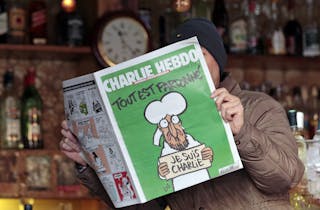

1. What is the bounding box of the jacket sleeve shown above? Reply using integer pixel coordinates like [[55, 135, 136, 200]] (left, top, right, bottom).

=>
[[76, 166, 164, 210], [234, 95, 305, 194]]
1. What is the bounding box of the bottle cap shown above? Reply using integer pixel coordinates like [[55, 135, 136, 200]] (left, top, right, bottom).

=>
[[24, 204, 33, 210], [3, 67, 14, 87], [287, 109, 297, 127], [24, 67, 36, 87]]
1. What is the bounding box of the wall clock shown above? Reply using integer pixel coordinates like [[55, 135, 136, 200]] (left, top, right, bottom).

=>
[[92, 10, 152, 67]]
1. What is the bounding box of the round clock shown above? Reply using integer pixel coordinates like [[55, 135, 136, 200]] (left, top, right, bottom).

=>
[[92, 11, 152, 67]]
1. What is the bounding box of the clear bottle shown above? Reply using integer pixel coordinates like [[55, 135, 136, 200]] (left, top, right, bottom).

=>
[[302, 0, 320, 57], [283, 0, 302, 56], [21, 67, 43, 149], [308, 85, 319, 139], [7, 0, 27, 44], [229, 0, 247, 54], [266, 0, 286, 55], [56, 0, 84, 46], [212, 0, 229, 53], [28, 0, 47, 45], [288, 109, 307, 164], [288, 109, 309, 208], [246, 0, 261, 55], [0, 0, 8, 43], [0, 67, 23, 149]]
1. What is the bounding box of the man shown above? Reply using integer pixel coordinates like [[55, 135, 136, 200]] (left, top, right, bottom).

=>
[[60, 18, 304, 209]]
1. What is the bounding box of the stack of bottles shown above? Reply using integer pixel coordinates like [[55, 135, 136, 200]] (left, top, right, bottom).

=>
[[0, 0, 84, 46], [241, 81, 320, 140], [0, 66, 43, 149], [211, 0, 320, 57]]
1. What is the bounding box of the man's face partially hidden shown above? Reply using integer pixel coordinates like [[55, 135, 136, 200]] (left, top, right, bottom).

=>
[[158, 114, 188, 151]]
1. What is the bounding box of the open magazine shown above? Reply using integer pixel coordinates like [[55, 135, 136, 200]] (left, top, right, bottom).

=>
[[62, 37, 243, 208]]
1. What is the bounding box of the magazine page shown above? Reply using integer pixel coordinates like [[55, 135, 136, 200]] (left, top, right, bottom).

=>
[[62, 74, 140, 208], [93, 37, 243, 204]]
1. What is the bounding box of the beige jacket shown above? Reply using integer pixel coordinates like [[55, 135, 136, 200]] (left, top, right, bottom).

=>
[[77, 75, 304, 210]]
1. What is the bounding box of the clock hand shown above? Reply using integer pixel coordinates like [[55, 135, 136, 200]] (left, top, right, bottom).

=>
[[113, 26, 139, 55]]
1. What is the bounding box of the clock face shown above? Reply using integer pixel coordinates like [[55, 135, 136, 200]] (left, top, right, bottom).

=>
[[93, 12, 151, 67]]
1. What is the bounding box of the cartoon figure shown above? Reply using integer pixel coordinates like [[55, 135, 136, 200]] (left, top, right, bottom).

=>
[[92, 151, 105, 172], [144, 92, 214, 191], [119, 176, 135, 201]]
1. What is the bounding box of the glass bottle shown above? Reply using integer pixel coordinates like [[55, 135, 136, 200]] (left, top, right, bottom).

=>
[[0, 0, 8, 43], [56, 0, 84, 46], [0, 67, 23, 149], [302, 0, 320, 57], [28, 0, 47, 45], [288, 109, 307, 175], [247, 0, 260, 55], [211, 0, 229, 53], [229, 0, 247, 54], [7, 0, 27, 44], [266, 0, 286, 55], [21, 67, 43, 149], [308, 85, 319, 139], [283, 0, 302, 56], [288, 109, 309, 209]]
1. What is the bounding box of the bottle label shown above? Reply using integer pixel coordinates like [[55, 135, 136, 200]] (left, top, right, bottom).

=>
[[287, 36, 296, 55], [271, 30, 286, 55], [230, 19, 247, 53], [4, 97, 21, 143], [68, 18, 83, 41], [0, 12, 8, 35], [303, 28, 320, 56], [31, 9, 46, 28], [26, 107, 42, 142], [9, 7, 26, 36]]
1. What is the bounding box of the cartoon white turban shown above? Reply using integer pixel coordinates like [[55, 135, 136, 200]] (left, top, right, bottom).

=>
[[144, 92, 187, 146]]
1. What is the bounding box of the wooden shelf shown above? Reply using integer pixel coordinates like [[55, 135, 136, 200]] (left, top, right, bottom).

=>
[[227, 54, 320, 70], [0, 44, 93, 60]]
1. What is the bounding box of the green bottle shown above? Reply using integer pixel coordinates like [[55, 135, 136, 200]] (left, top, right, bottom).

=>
[[0, 67, 23, 149], [21, 67, 43, 149]]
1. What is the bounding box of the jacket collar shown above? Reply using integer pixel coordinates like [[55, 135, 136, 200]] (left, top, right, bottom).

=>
[[219, 74, 242, 96]]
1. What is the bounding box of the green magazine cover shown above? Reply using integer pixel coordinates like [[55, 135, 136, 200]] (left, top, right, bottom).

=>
[[92, 37, 242, 207]]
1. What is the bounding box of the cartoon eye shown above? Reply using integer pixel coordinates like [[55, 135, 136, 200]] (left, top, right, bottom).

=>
[[171, 115, 180, 124], [159, 119, 168, 128]]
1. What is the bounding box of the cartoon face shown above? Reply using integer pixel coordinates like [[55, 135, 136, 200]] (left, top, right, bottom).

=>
[[158, 114, 188, 151]]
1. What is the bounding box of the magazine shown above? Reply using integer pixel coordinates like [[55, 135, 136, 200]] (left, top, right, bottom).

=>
[[62, 37, 243, 208]]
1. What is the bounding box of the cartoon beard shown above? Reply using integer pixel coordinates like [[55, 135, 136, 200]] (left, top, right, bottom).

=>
[[164, 129, 189, 151]]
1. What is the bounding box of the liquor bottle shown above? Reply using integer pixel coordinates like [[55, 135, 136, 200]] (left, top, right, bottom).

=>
[[303, 0, 320, 57], [283, 0, 302, 56], [21, 67, 43, 149], [229, 0, 247, 54], [7, 0, 27, 44], [308, 85, 319, 139], [246, 0, 260, 55], [313, 126, 320, 141], [287, 109, 307, 182], [211, 0, 229, 53], [0, 67, 23, 149], [28, 0, 47, 45], [266, 0, 286, 55], [56, 0, 84, 46], [0, 0, 8, 43]]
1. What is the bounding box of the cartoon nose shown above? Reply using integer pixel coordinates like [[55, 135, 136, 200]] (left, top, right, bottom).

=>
[[168, 122, 177, 138]]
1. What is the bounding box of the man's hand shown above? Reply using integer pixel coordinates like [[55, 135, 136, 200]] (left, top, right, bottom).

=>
[[211, 88, 244, 135], [60, 120, 87, 166]]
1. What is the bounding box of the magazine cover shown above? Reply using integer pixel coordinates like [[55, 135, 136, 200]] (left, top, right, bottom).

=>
[[63, 37, 243, 208]]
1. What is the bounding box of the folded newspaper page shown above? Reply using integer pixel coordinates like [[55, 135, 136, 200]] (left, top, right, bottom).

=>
[[62, 37, 243, 208]]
